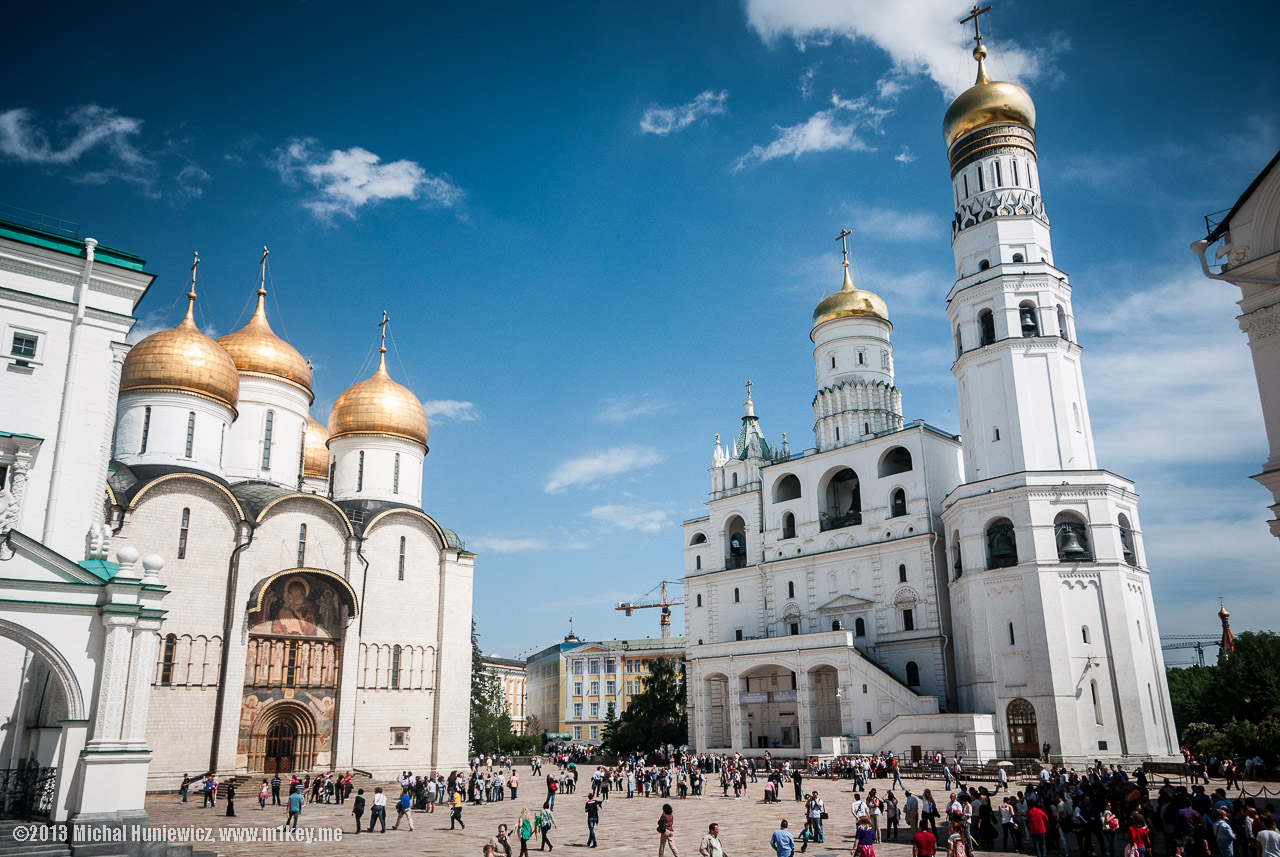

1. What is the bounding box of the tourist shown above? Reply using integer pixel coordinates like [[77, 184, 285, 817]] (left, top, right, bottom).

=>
[[906, 791, 921, 835], [490, 824, 513, 857], [923, 790, 939, 838], [809, 791, 826, 843], [586, 793, 601, 848], [700, 822, 726, 857], [856, 816, 877, 857], [1026, 797, 1049, 857], [913, 817, 938, 857], [1001, 797, 1021, 851], [284, 786, 303, 831], [1126, 813, 1149, 857], [519, 809, 536, 857], [224, 780, 236, 817], [271, 773, 281, 806], [450, 786, 466, 829], [886, 792, 901, 841], [258, 779, 268, 810], [392, 787, 414, 831], [1213, 809, 1236, 857], [772, 819, 795, 857], [537, 805, 557, 850], [179, 773, 191, 804], [793, 769, 803, 802], [869, 789, 882, 842], [202, 774, 215, 808], [659, 803, 680, 857], [351, 788, 365, 834], [1256, 816, 1280, 857], [369, 786, 387, 833], [948, 819, 968, 857], [511, 770, 520, 800]]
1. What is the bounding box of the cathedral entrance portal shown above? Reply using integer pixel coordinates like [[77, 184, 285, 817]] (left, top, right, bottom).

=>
[[249, 702, 319, 774], [1006, 698, 1039, 758], [264, 722, 296, 775]]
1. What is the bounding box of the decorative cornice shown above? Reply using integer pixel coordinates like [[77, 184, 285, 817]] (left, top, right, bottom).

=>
[[0, 255, 80, 287], [953, 187, 1048, 238], [1240, 303, 1280, 342]]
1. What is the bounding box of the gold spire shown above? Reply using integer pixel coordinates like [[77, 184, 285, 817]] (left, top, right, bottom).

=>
[[216, 245, 314, 399], [327, 313, 429, 450], [812, 229, 889, 331], [119, 251, 240, 411], [943, 4, 1037, 150]]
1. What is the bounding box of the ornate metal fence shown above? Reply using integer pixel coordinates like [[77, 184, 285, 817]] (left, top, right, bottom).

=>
[[0, 765, 56, 819]]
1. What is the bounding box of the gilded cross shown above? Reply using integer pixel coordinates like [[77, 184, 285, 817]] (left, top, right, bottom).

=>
[[836, 229, 852, 266], [189, 251, 200, 299], [259, 245, 269, 292], [378, 309, 391, 351], [745, 379, 753, 403], [960, 4, 993, 47]]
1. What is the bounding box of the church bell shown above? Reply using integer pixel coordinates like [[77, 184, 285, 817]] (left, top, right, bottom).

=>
[[1020, 307, 1039, 337], [1057, 527, 1089, 561]]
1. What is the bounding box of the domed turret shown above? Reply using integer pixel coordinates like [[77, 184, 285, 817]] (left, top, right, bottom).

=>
[[217, 284, 313, 399], [302, 416, 330, 478], [328, 349, 429, 450], [812, 264, 890, 330], [943, 43, 1036, 150], [120, 289, 239, 411]]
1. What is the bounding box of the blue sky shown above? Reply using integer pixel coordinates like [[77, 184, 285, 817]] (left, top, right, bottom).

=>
[[3, 0, 1277, 662]]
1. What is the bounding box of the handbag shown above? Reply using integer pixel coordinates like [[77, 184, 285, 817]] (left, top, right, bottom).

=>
[[821, 812, 829, 819]]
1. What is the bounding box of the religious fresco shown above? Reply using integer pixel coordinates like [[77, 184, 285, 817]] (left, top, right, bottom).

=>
[[236, 688, 337, 771], [248, 574, 343, 639]]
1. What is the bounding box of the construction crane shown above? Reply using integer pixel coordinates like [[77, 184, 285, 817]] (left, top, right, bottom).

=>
[[616, 581, 685, 639], [1160, 635, 1221, 667]]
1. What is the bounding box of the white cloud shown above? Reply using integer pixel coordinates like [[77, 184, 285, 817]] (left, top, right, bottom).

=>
[[469, 536, 592, 554], [743, 0, 1056, 98], [734, 93, 888, 171], [894, 146, 917, 164], [272, 137, 463, 220], [586, 504, 674, 534], [798, 66, 819, 99], [0, 104, 146, 167], [595, 397, 671, 423], [847, 204, 940, 242], [421, 399, 482, 422], [176, 164, 211, 198], [545, 445, 665, 493], [640, 90, 729, 136]]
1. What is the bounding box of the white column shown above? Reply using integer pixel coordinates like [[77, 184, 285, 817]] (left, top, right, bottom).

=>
[[728, 667, 745, 751], [88, 615, 138, 750], [120, 619, 160, 747], [797, 668, 813, 754]]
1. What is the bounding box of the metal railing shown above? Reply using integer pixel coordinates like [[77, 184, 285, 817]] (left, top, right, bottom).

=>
[[0, 765, 56, 819], [0, 204, 81, 238]]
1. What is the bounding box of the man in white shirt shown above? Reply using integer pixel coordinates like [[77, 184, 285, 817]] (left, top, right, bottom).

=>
[[1256, 816, 1280, 857], [852, 794, 869, 823]]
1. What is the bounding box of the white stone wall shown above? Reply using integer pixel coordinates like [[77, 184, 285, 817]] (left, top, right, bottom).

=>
[[114, 391, 235, 478], [221, 375, 311, 486], [329, 435, 425, 506]]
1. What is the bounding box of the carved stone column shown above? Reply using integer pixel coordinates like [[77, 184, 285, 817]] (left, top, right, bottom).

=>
[[121, 619, 160, 747], [88, 614, 139, 750], [728, 666, 745, 752], [796, 666, 813, 754]]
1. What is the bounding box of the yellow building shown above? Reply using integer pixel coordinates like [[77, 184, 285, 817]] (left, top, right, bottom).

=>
[[525, 636, 685, 744], [482, 655, 528, 734]]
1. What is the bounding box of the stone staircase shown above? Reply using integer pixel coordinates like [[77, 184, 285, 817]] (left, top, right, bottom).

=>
[[0, 821, 69, 857]]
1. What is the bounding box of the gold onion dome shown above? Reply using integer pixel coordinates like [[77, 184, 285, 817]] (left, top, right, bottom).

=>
[[217, 286, 314, 399], [327, 348, 429, 450], [302, 415, 331, 477], [812, 260, 890, 329], [942, 43, 1036, 149], [120, 289, 240, 411]]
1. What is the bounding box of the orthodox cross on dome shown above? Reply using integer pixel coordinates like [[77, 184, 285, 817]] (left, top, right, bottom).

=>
[[378, 309, 391, 353], [960, 4, 993, 47], [258, 245, 269, 295], [189, 251, 200, 300], [745, 379, 753, 403], [837, 229, 852, 268]]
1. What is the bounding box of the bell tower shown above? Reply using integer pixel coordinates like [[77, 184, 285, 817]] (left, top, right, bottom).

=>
[[940, 6, 1178, 764]]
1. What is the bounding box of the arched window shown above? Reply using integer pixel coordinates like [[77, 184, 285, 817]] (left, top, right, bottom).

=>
[[185, 411, 196, 457], [1137, 620, 1143, 642], [952, 533, 963, 579], [898, 564, 907, 583], [1019, 301, 1040, 337], [391, 645, 402, 689], [1009, 621, 1016, 645], [695, 556, 702, 570], [978, 259, 991, 271], [954, 326, 963, 359], [822, 468, 862, 530], [1054, 512, 1094, 562], [357, 450, 365, 492], [1082, 625, 1091, 644], [393, 452, 401, 494], [177, 508, 190, 559], [878, 447, 913, 477], [978, 309, 995, 345], [787, 581, 795, 599], [782, 512, 796, 540], [985, 518, 1017, 569], [854, 617, 866, 637], [1012, 252, 1024, 263], [690, 533, 707, 545], [831, 355, 836, 369], [832, 620, 841, 631], [731, 472, 738, 488], [1118, 515, 1136, 565], [695, 594, 702, 607], [140, 406, 151, 453], [1011, 160, 1020, 187], [262, 410, 274, 469], [160, 634, 177, 685], [905, 661, 920, 687], [733, 588, 740, 603], [726, 516, 747, 569], [993, 426, 1001, 441], [1090, 680, 1102, 725], [993, 160, 1002, 187], [890, 489, 907, 518], [1057, 305, 1070, 341], [398, 536, 406, 580], [296, 523, 307, 567], [773, 474, 802, 502]]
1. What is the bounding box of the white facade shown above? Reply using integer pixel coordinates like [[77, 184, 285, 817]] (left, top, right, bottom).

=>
[[221, 374, 311, 485], [1192, 150, 1280, 543]]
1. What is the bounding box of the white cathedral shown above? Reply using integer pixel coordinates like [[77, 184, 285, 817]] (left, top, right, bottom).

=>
[[682, 29, 1179, 765]]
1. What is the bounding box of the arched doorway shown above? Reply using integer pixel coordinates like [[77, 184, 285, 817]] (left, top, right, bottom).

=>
[[248, 702, 319, 774], [1006, 698, 1038, 758]]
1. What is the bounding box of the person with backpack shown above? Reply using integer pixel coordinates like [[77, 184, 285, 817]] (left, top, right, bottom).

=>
[[351, 788, 366, 834], [658, 803, 680, 857], [392, 787, 414, 831], [585, 794, 601, 848], [537, 806, 557, 850]]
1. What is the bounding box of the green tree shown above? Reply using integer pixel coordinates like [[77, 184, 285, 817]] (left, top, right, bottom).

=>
[[612, 658, 687, 754], [1165, 632, 1280, 759], [599, 702, 619, 753], [469, 622, 511, 754], [1167, 665, 1214, 734]]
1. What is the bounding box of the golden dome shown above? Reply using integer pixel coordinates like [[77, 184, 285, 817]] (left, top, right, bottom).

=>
[[327, 348, 429, 450], [217, 286, 313, 400], [943, 45, 1036, 149], [812, 262, 889, 330], [302, 415, 330, 477], [120, 290, 240, 411]]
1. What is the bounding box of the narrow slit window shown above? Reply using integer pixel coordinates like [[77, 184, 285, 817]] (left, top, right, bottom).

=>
[[357, 451, 365, 492], [178, 507, 190, 559], [391, 645, 402, 689], [1008, 621, 1015, 645], [219, 425, 225, 465], [1011, 160, 1020, 186], [185, 412, 196, 458], [398, 536, 406, 580], [393, 452, 401, 494], [160, 634, 176, 685], [994, 160, 1002, 187], [262, 410, 274, 469], [297, 523, 307, 568], [140, 407, 151, 453]]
